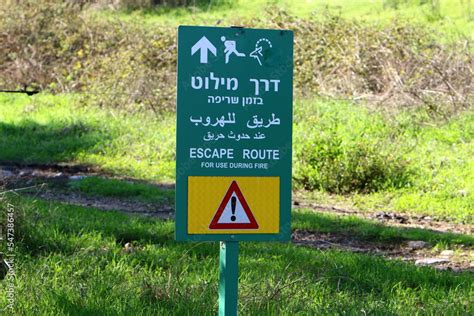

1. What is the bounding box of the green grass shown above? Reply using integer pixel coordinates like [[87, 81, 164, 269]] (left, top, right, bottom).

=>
[[101, 0, 474, 40], [1, 93, 472, 222], [68, 176, 174, 205], [1, 195, 472, 314]]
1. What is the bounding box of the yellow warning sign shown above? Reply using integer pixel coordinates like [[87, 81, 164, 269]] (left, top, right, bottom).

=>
[[188, 176, 280, 234]]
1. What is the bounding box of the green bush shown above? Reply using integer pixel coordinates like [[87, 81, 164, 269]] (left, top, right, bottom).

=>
[[293, 100, 413, 193]]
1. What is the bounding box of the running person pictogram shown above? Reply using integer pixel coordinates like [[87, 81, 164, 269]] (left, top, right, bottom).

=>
[[221, 36, 246, 64]]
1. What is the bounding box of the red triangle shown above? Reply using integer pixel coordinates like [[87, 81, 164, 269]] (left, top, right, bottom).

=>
[[209, 181, 259, 230]]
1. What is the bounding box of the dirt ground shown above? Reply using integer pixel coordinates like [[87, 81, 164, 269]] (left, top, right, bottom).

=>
[[1, 164, 473, 272]]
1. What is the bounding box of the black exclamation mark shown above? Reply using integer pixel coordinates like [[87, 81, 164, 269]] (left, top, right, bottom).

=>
[[230, 196, 236, 222]]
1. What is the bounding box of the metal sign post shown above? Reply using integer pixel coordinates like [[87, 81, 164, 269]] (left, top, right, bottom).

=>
[[219, 241, 239, 316], [176, 25, 293, 315]]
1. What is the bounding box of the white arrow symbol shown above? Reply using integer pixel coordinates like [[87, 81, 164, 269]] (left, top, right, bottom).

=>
[[191, 36, 217, 64]]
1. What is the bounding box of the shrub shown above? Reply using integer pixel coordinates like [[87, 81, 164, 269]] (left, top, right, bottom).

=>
[[0, 1, 90, 91], [294, 137, 412, 193], [79, 22, 177, 113], [0, 0, 177, 112], [1, 1, 472, 114], [258, 9, 473, 114], [293, 100, 413, 193]]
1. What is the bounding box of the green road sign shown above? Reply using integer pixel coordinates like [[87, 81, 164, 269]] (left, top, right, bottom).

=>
[[176, 26, 293, 242]]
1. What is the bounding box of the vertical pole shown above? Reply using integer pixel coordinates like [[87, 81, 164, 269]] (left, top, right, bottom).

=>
[[219, 241, 239, 316]]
